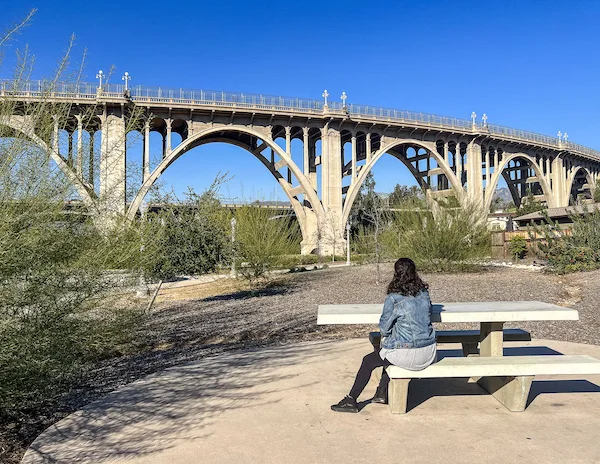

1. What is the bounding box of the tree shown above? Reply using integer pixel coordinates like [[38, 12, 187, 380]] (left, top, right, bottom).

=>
[[144, 183, 231, 280], [388, 184, 424, 208], [234, 205, 300, 282], [519, 188, 546, 215], [594, 180, 600, 203], [351, 172, 389, 282], [0, 11, 152, 432]]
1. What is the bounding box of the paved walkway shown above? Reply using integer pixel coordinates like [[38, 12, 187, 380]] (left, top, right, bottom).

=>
[[22, 339, 600, 464]]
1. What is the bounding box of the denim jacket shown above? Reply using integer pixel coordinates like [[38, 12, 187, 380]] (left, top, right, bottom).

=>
[[379, 290, 436, 349]]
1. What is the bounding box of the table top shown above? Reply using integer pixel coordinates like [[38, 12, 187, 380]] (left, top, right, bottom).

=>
[[317, 301, 579, 325]]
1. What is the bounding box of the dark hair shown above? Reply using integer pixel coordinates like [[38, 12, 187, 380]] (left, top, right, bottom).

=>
[[386, 258, 429, 297]]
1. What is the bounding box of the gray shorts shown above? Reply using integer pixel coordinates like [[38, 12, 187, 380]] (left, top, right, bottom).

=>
[[380, 343, 437, 371]]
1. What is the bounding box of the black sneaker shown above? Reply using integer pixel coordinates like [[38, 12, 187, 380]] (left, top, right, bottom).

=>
[[371, 387, 387, 404], [331, 395, 359, 413]]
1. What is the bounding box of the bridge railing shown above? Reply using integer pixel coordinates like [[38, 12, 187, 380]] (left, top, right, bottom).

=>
[[1, 79, 599, 159]]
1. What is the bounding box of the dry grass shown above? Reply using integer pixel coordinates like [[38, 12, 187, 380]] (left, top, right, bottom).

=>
[[155, 278, 250, 303]]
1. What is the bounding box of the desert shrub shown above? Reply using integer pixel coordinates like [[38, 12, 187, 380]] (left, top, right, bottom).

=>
[[144, 186, 231, 280], [0, 202, 149, 417], [0, 14, 150, 421], [389, 201, 491, 272], [508, 235, 528, 260], [533, 206, 600, 273], [234, 206, 301, 281]]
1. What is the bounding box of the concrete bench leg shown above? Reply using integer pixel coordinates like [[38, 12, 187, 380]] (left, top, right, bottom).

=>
[[478, 375, 534, 412], [388, 378, 411, 414], [462, 342, 479, 357], [479, 322, 504, 357]]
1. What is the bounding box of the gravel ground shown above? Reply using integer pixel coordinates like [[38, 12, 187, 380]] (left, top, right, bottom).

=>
[[3, 264, 600, 463]]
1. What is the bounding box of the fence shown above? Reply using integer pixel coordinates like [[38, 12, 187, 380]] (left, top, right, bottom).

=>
[[492, 229, 572, 259]]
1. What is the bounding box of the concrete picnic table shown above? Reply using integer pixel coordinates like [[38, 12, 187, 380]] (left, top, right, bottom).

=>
[[317, 301, 579, 357]]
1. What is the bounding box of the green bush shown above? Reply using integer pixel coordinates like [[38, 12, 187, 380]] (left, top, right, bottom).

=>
[[0, 17, 150, 420], [508, 235, 528, 260], [144, 186, 231, 280], [234, 206, 301, 281], [384, 202, 491, 272], [533, 206, 600, 273], [0, 204, 148, 416], [543, 242, 599, 273]]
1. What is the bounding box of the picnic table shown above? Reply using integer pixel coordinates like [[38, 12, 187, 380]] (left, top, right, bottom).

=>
[[317, 301, 579, 357], [318, 301, 597, 413]]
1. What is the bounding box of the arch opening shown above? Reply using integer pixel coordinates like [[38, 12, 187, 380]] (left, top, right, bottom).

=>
[[127, 126, 325, 253], [342, 139, 461, 226]]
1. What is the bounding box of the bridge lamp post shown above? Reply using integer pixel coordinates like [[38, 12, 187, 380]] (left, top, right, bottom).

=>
[[482, 113, 488, 128], [230, 217, 237, 278], [563, 132, 569, 143], [322, 89, 329, 109], [557, 131, 563, 145], [341, 91, 348, 109], [122, 72, 131, 97], [96, 70, 104, 91], [471, 111, 477, 127]]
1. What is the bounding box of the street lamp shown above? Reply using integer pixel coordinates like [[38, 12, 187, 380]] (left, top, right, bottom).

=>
[[341, 91, 347, 109], [482, 113, 488, 127], [122, 72, 131, 91], [471, 111, 477, 126], [322, 89, 329, 109], [96, 70, 104, 90], [563, 132, 569, 142], [230, 217, 237, 277], [557, 131, 563, 142]]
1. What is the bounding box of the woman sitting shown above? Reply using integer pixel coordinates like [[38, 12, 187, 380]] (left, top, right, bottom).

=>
[[331, 258, 437, 413]]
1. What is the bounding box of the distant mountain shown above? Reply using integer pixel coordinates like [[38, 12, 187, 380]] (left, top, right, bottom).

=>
[[492, 187, 512, 203]]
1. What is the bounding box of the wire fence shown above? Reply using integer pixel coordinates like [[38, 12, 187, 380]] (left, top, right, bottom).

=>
[[1, 79, 598, 159]]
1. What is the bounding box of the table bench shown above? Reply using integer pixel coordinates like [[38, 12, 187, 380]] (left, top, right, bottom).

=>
[[369, 329, 532, 356], [386, 354, 600, 413], [318, 301, 600, 414]]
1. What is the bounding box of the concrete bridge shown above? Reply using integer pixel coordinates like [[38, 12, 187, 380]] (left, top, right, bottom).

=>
[[1, 80, 599, 254]]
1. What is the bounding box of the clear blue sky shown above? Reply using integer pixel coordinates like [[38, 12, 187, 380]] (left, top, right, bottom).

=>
[[3, 1, 599, 201]]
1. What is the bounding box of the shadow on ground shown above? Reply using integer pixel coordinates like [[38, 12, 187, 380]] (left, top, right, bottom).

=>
[[22, 341, 335, 464]]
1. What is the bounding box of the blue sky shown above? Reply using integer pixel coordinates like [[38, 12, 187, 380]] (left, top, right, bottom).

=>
[[2, 0, 599, 201]]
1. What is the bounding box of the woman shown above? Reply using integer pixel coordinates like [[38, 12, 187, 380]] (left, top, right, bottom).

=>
[[331, 258, 437, 413]]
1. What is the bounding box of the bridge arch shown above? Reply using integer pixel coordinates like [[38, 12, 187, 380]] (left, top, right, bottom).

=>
[[484, 152, 553, 211], [341, 139, 462, 225], [126, 125, 325, 239], [0, 115, 97, 212], [567, 166, 594, 204]]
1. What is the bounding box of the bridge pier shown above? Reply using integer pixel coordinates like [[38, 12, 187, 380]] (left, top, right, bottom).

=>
[[98, 110, 127, 227], [318, 126, 346, 256]]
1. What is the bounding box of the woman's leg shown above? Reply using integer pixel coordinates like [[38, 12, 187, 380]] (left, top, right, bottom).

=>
[[348, 351, 391, 400]]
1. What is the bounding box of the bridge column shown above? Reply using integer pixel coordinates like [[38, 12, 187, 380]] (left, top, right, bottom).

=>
[[75, 115, 83, 178], [466, 141, 484, 207], [165, 119, 172, 157], [99, 111, 127, 223], [67, 132, 74, 167], [143, 120, 150, 181], [88, 129, 95, 186], [551, 156, 569, 206], [303, 127, 309, 178], [351, 135, 357, 181], [320, 127, 345, 255]]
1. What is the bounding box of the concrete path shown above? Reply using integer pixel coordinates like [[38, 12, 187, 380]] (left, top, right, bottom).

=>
[[22, 339, 600, 464]]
